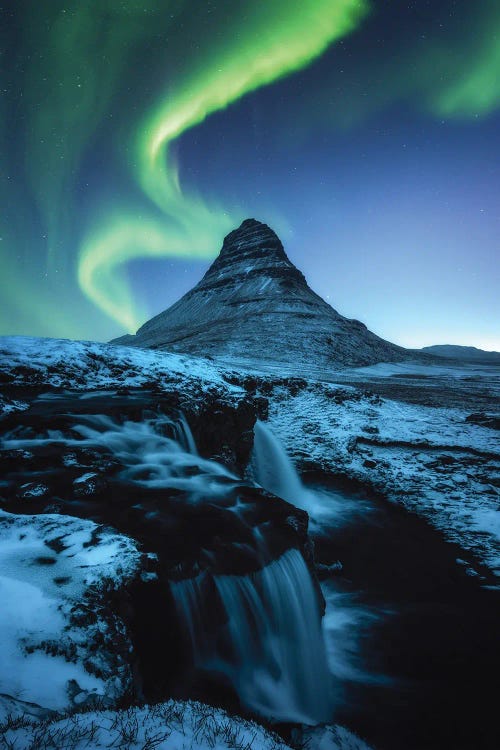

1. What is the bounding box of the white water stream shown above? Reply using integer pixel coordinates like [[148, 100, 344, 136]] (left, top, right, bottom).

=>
[[172, 548, 332, 724], [3, 412, 334, 724]]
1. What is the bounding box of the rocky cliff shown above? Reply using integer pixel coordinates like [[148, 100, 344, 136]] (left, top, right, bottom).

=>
[[113, 218, 412, 368]]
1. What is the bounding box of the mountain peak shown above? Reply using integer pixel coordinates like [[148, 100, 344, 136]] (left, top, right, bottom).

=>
[[112, 219, 410, 370], [202, 218, 299, 286]]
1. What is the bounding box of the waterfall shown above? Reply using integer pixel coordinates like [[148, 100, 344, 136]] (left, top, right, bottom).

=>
[[4, 412, 234, 496], [253, 420, 373, 530], [252, 420, 303, 505], [170, 413, 198, 455], [4, 409, 333, 723], [253, 420, 323, 516], [171, 548, 332, 724]]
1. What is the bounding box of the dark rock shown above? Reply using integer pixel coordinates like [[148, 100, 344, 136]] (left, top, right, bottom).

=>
[[73, 472, 108, 498], [242, 376, 259, 392], [252, 396, 269, 420], [17, 482, 50, 500], [191, 396, 256, 474], [315, 560, 343, 579], [465, 413, 500, 430]]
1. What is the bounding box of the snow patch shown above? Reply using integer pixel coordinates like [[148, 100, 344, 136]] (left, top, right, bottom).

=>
[[0, 700, 373, 750], [267, 383, 499, 576], [0, 335, 243, 394], [0, 510, 141, 713]]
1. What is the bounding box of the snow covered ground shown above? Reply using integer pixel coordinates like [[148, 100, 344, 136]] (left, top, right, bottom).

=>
[[0, 335, 242, 396], [267, 383, 499, 578], [0, 335, 498, 748], [0, 510, 141, 716], [348, 361, 498, 380], [1, 336, 498, 578], [0, 700, 372, 750]]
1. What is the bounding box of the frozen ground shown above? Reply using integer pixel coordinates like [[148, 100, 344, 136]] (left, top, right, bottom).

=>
[[1, 336, 498, 578], [332, 360, 500, 411], [0, 336, 498, 749], [0, 701, 290, 750], [267, 383, 499, 579], [0, 509, 141, 716], [0, 700, 372, 750], [0, 335, 242, 398]]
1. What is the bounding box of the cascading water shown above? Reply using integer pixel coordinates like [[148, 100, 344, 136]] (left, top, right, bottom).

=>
[[171, 548, 332, 724], [252, 420, 304, 505], [252, 420, 358, 527], [251, 421, 391, 697], [3, 412, 233, 496], [252, 419, 325, 515], [72, 413, 234, 495], [3, 407, 333, 724]]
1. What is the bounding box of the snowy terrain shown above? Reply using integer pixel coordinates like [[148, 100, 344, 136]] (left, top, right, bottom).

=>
[[1, 336, 498, 577], [0, 335, 498, 749], [266, 382, 499, 577], [0, 510, 141, 716], [0, 335, 241, 396], [0, 700, 372, 750]]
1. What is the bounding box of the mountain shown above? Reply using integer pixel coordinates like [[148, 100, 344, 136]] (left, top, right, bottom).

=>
[[113, 218, 414, 368], [421, 345, 500, 364]]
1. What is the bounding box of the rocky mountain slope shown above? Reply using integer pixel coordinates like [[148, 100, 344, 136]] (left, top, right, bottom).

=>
[[113, 219, 415, 368]]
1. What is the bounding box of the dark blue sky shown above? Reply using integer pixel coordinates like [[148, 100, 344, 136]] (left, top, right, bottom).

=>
[[1, 0, 499, 349]]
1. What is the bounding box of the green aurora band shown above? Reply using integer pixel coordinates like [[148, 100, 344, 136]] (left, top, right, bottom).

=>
[[431, 21, 500, 117], [78, 0, 370, 332], [284, 0, 500, 135], [2, 1, 499, 339]]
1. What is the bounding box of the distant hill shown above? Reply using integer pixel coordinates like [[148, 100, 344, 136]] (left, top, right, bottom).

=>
[[421, 345, 500, 364]]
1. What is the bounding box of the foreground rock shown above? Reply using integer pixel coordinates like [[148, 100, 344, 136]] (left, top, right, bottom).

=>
[[0, 337, 328, 724], [113, 218, 416, 368], [1, 335, 498, 747], [0, 510, 141, 717]]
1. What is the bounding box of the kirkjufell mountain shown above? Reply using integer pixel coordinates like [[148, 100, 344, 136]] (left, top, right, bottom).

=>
[[2, 222, 499, 750], [113, 218, 412, 368]]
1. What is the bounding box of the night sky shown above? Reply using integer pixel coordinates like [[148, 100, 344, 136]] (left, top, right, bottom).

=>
[[1, 0, 499, 350]]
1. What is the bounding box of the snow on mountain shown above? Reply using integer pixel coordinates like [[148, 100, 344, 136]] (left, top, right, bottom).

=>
[[112, 218, 414, 368]]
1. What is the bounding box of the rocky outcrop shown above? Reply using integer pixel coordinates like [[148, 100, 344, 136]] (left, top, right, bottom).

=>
[[0, 370, 324, 714], [0, 509, 143, 717], [113, 218, 414, 368]]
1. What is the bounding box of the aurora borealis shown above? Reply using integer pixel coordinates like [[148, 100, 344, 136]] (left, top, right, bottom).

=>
[[1, 1, 499, 349]]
